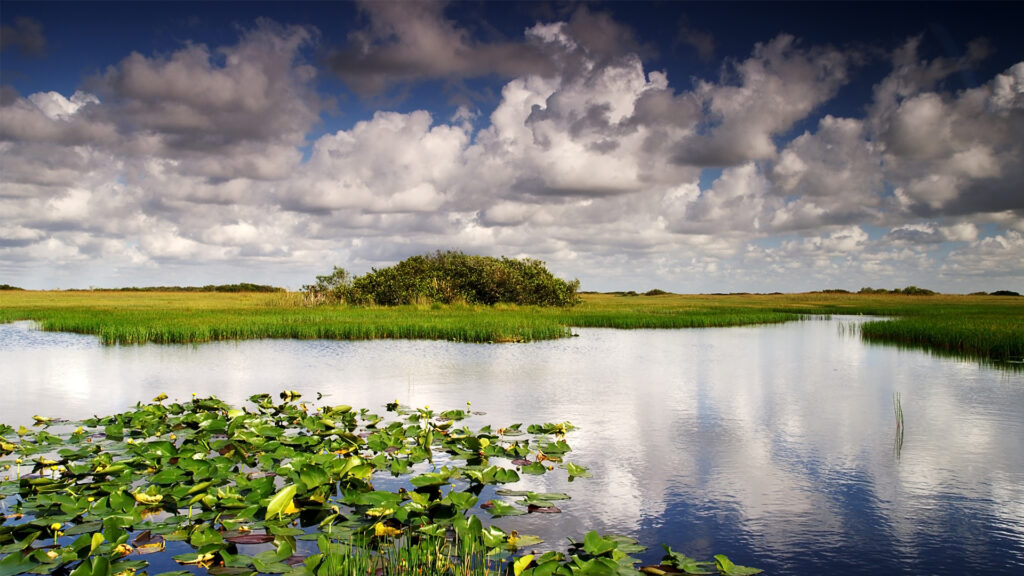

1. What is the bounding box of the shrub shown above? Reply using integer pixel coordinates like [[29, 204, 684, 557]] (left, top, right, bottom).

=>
[[305, 251, 581, 307], [301, 266, 362, 305], [899, 286, 936, 296]]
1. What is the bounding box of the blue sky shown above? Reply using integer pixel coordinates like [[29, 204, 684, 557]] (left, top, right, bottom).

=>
[[1, 1, 1022, 292]]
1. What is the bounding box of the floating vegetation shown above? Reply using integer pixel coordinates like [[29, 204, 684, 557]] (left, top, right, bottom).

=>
[[0, 392, 759, 575]]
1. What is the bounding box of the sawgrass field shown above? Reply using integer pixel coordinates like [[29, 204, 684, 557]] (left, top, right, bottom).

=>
[[0, 289, 1021, 364]]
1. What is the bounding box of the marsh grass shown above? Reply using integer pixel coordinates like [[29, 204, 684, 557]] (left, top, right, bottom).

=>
[[893, 392, 904, 460], [1, 290, 1021, 363], [304, 529, 501, 576]]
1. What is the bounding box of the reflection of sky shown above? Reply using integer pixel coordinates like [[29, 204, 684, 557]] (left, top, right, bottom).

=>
[[2, 318, 1023, 574]]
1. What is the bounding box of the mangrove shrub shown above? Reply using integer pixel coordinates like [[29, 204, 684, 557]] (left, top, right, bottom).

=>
[[304, 251, 581, 307]]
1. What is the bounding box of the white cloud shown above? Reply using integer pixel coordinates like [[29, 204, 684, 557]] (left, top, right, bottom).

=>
[[662, 164, 772, 234], [943, 230, 1024, 280], [675, 35, 852, 165], [27, 91, 99, 120], [871, 44, 1024, 215], [770, 115, 883, 230], [93, 20, 321, 156], [284, 110, 469, 214]]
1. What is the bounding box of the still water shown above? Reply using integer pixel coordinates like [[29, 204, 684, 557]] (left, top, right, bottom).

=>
[[2, 317, 1023, 574]]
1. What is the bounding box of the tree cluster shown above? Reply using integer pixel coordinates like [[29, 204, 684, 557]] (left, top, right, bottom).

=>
[[303, 251, 581, 307], [97, 284, 284, 293], [858, 286, 937, 295]]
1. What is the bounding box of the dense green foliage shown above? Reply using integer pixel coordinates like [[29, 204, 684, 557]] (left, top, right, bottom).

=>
[[0, 393, 760, 576], [303, 252, 581, 307], [0, 284, 24, 291]]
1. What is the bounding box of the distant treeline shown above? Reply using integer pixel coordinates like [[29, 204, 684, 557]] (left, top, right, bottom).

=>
[[304, 251, 580, 307], [94, 283, 284, 293], [0, 284, 24, 291], [817, 287, 1020, 296], [600, 289, 675, 297], [813, 286, 939, 295]]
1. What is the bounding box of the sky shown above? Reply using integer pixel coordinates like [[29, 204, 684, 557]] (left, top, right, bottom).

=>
[[1, 1, 1022, 293]]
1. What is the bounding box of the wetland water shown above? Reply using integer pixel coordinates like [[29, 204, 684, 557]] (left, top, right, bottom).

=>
[[2, 317, 1023, 574]]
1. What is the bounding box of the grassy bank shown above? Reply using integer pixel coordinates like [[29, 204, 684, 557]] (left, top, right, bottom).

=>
[[1, 290, 1021, 363]]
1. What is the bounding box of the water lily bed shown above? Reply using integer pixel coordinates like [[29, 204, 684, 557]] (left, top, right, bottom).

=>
[[0, 392, 760, 576]]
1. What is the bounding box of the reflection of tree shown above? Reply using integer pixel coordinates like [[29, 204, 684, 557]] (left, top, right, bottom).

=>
[[893, 392, 904, 461]]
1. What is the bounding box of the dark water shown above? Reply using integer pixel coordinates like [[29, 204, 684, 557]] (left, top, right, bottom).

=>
[[2, 318, 1023, 574]]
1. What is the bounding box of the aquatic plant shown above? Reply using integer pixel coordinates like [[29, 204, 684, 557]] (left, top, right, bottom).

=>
[[0, 392, 759, 576]]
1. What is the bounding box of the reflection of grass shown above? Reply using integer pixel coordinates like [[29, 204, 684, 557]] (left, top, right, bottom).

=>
[[1, 291, 1021, 363]]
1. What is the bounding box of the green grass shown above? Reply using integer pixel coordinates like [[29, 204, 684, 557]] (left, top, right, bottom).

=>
[[0, 291, 572, 344], [1, 290, 1021, 364]]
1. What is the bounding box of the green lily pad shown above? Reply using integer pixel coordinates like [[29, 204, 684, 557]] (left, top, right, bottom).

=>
[[480, 500, 524, 517], [714, 555, 763, 575]]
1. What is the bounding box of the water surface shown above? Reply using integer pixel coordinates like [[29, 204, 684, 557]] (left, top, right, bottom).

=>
[[1, 318, 1022, 574]]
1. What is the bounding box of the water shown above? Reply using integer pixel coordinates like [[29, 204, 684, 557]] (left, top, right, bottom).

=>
[[2, 317, 1023, 574]]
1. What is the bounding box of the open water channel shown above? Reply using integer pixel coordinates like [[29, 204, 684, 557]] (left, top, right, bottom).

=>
[[1, 317, 1023, 574]]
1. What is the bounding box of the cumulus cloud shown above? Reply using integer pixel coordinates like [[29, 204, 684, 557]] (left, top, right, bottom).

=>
[[943, 230, 1024, 279], [283, 109, 469, 214], [0, 90, 116, 144], [674, 35, 852, 166], [768, 115, 884, 230], [761, 44, 1024, 236], [662, 164, 773, 234], [326, 0, 557, 96], [92, 20, 322, 155], [870, 38, 1024, 217], [0, 21, 331, 288]]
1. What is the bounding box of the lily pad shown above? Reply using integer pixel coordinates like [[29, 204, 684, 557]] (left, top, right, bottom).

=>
[[480, 500, 524, 518], [226, 533, 276, 544]]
